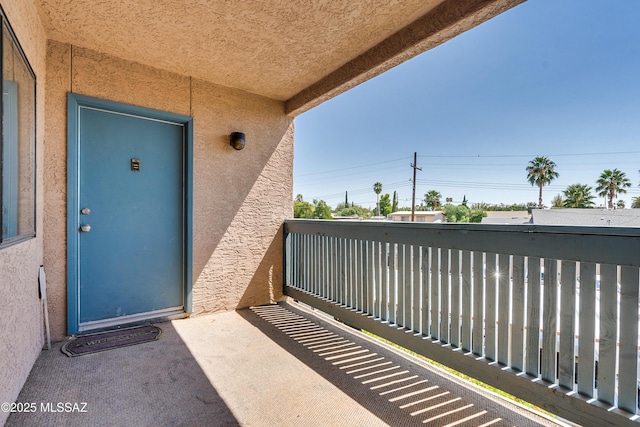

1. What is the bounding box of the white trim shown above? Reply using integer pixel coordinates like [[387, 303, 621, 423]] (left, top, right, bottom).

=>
[[79, 105, 185, 127]]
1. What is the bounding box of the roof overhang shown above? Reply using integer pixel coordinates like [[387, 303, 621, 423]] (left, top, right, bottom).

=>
[[35, 0, 525, 116]]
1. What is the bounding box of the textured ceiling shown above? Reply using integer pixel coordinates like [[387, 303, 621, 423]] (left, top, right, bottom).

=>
[[35, 0, 524, 113]]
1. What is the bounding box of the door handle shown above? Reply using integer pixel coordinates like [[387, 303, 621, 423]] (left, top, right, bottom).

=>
[[80, 224, 91, 233]]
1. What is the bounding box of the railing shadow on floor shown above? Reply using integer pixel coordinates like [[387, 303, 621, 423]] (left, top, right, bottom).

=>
[[239, 302, 562, 426]]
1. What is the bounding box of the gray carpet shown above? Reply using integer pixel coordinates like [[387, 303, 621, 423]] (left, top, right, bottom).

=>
[[7, 301, 566, 427]]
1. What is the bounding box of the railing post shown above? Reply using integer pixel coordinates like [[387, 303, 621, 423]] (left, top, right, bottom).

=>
[[373, 241, 381, 319], [388, 243, 397, 325], [365, 240, 373, 316], [397, 243, 405, 327], [359, 239, 366, 313], [577, 262, 596, 397], [440, 248, 450, 344], [430, 247, 439, 340], [497, 254, 510, 366], [461, 250, 472, 352], [511, 255, 525, 372], [312, 234, 318, 296], [618, 266, 639, 413], [541, 258, 558, 383], [421, 246, 430, 337], [450, 249, 461, 348], [559, 260, 577, 390], [526, 257, 541, 377], [381, 242, 389, 322], [412, 245, 421, 334], [472, 251, 484, 356], [283, 225, 291, 290], [599, 263, 618, 405], [338, 237, 343, 303], [486, 253, 498, 361], [299, 234, 305, 292]]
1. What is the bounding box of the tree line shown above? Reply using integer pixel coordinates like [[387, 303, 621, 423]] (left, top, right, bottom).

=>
[[293, 189, 397, 220], [525, 156, 639, 209], [293, 157, 640, 220]]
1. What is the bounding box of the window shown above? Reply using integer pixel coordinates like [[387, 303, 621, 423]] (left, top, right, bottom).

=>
[[0, 12, 35, 247]]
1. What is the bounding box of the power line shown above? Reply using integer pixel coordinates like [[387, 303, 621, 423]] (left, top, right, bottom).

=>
[[295, 151, 640, 182], [307, 180, 413, 201], [417, 160, 640, 167], [416, 180, 563, 191], [294, 163, 409, 184], [295, 156, 411, 177], [418, 150, 640, 159]]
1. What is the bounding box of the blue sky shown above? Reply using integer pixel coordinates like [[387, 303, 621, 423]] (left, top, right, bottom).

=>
[[293, 0, 640, 210]]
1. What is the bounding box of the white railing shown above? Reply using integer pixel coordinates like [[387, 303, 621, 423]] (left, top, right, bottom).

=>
[[283, 219, 640, 427]]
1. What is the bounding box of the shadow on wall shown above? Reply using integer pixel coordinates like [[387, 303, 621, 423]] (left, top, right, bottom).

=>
[[237, 224, 284, 308], [191, 93, 293, 314]]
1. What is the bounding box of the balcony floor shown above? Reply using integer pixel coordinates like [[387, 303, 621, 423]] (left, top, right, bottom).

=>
[[7, 301, 567, 426]]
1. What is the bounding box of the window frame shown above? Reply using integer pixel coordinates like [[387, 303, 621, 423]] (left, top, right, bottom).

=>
[[0, 7, 37, 249]]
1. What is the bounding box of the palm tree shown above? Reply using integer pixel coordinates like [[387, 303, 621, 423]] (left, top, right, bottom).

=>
[[562, 184, 595, 208], [526, 156, 559, 209], [373, 182, 382, 216], [595, 169, 631, 209], [424, 190, 441, 211], [632, 196, 640, 209]]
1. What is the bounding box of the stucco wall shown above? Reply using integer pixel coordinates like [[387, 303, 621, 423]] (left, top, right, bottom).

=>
[[191, 79, 292, 312], [0, 1, 47, 425], [43, 41, 293, 341]]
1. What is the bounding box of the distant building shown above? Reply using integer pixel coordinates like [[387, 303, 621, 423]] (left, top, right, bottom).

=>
[[387, 211, 444, 223], [530, 208, 640, 227], [481, 211, 530, 225]]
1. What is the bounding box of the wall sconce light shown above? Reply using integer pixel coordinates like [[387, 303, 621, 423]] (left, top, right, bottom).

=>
[[230, 132, 246, 150]]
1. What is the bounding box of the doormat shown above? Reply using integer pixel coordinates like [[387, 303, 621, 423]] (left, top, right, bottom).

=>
[[61, 325, 162, 357]]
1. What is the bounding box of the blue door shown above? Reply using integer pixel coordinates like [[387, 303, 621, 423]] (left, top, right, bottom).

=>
[[76, 104, 185, 326]]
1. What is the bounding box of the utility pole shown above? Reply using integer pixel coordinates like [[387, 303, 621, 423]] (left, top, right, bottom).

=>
[[410, 152, 422, 222]]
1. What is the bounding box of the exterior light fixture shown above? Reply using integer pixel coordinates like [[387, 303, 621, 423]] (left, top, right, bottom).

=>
[[230, 132, 246, 150]]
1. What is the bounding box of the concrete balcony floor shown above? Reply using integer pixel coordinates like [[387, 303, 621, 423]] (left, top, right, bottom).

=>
[[7, 301, 569, 427]]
